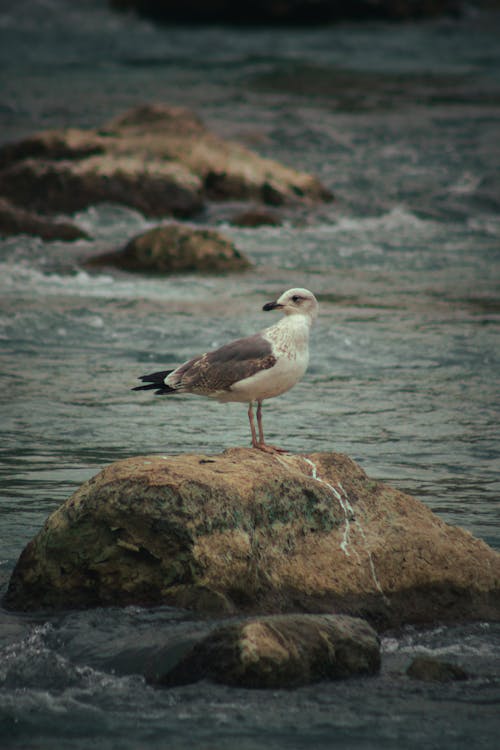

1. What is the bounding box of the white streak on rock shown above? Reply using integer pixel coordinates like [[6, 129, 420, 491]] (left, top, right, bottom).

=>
[[301, 457, 354, 557], [279, 455, 388, 603]]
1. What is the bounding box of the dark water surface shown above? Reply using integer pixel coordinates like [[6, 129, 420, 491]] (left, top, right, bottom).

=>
[[1, 1, 499, 748]]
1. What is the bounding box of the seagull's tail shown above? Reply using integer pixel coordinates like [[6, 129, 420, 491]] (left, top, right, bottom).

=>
[[132, 369, 176, 395]]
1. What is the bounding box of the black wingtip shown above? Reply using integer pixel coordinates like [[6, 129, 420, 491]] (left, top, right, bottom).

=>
[[132, 369, 176, 394]]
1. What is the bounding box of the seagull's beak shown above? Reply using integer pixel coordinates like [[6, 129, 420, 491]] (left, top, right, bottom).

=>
[[263, 300, 283, 311]]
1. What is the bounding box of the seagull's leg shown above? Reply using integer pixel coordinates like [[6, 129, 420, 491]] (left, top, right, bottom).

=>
[[248, 402, 259, 448], [255, 400, 289, 454], [256, 399, 265, 445]]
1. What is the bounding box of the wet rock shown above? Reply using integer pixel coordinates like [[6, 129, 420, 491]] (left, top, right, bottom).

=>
[[0, 197, 88, 241], [0, 104, 332, 218], [406, 655, 469, 682], [109, 1, 465, 24], [4, 449, 499, 629], [87, 223, 251, 274], [230, 208, 282, 227], [158, 614, 380, 688], [0, 153, 203, 219]]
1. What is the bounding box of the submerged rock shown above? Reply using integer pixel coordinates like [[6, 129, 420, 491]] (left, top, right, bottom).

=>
[[230, 208, 282, 227], [0, 104, 332, 220], [0, 197, 88, 241], [87, 223, 251, 273], [406, 655, 469, 682], [4, 449, 499, 629], [158, 614, 380, 688]]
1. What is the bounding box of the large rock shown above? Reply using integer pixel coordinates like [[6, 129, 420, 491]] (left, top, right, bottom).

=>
[[0, 197, 88, 241], [87, 223, 251, 273], [0, 151, 203, 219], [157, 614, 380, 688], [0, 104, 332, 220], [4, 449, 499, 629]]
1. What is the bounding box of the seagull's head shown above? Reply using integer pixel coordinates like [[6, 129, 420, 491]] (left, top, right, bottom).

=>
[[263, 288, 318, 321]]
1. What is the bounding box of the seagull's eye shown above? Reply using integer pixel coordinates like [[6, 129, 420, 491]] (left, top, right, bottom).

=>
[[292, 295, 302, 303]]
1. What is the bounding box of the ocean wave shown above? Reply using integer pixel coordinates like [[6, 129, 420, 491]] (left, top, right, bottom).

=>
[[0, 260, 223, 305], [382, 622, 500, 660], [0, 263, 115, 294], [72, 205, 155, 241], [0, 620, 147, 697], [324, 206, 431, 234]]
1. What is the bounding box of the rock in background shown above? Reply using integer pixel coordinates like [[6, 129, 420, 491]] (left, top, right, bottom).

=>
[[87, 223, 251, 273], [109, 1, 471, 24], [0, 104, 332, 222], [0, 197, 88, 242]]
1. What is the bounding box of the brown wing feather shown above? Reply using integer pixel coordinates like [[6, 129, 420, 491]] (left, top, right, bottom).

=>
[[175, 333, 277, 394]]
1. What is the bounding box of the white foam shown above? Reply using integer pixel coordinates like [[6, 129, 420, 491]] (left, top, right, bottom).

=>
[[314, 206, 429, 235], [0, 261, 189, 303]]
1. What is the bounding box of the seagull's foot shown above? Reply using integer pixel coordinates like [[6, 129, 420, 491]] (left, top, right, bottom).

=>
[[253, 442, 289, 455]]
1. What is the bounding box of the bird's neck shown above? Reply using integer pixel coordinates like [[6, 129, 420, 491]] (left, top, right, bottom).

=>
[[266, 314, 312, 351], [278, 313, 313, 332]]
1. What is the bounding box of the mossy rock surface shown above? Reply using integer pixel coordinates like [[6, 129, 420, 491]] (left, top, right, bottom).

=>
[[89, 223, 251, 273]]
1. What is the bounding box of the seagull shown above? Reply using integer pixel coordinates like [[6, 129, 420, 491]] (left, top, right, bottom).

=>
[[133, 288, 318, 453]]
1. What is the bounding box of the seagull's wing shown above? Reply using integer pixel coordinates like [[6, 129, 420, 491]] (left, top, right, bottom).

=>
[[169, 333, 277, 394]]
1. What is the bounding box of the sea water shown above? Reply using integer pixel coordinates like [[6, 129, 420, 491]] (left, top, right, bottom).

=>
[[0, 2, 499, 748]]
